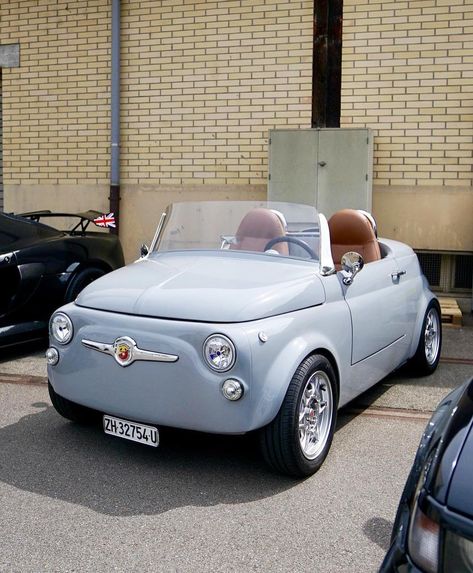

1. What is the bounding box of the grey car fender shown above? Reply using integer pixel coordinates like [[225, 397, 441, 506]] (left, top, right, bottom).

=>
[[244, 306, 349, 430]]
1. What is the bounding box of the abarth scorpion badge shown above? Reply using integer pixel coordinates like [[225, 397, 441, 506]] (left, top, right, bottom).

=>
[[114, 336, 134, 367]]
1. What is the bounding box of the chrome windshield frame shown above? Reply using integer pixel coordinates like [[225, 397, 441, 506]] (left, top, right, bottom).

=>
[[148, 211, 167, 255], [318, 213, 335, 276]]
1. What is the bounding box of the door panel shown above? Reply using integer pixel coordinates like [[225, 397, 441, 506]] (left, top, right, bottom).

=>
[[344, 258, 409, 365]]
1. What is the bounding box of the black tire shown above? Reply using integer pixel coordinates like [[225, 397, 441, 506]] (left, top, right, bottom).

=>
[[48, 381, 97, 424], [409, 300, 442, 376], [259, 354, 338, 478], [65, 266, 106, 303]]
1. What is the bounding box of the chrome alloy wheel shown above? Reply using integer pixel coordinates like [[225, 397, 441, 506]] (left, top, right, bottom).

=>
[[298, 370, 333, 460], [424, 308, 440, 365]]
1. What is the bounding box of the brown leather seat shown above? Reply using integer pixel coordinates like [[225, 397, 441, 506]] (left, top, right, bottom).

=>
[[230, 208, 289, 255], [328, 209, 381, 269]]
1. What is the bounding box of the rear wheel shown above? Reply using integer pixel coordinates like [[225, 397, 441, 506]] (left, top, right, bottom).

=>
[[65, 266, 106, 303], [259, 354, 338, 478], [48, 382, 97, 424], [409, 301, 442, 376]]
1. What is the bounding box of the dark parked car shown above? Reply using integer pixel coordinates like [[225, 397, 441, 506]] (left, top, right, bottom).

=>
[[380, 377, 473, 572], [0, 210, 124, 348]]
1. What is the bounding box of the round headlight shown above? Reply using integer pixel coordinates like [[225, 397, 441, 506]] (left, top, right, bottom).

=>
[[203, 334, 236, 372], [50, 313, 73, 345]]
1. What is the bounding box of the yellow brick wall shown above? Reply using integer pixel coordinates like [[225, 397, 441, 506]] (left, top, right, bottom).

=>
[[3, 1, 471, 190], [342, 0, 473, 187], [120, 0, 313, 186], [1, 1, 472, 256], [0, 0, 111, 185]]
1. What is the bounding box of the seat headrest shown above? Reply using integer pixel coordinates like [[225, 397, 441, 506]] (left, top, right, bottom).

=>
[[328, 209, 377, 245], [231, 208, 288, 255], [236, 208, 286, 240]]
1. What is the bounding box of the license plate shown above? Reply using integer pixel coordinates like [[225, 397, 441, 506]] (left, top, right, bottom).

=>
[[103, 415, 159, 447]]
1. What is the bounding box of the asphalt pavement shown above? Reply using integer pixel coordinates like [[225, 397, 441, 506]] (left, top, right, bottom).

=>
[[0, 325, 472, 572]]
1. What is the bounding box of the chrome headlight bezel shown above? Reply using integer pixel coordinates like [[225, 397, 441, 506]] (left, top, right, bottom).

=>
[[203, 334, 236, 372], [50, 312, 74, 345]]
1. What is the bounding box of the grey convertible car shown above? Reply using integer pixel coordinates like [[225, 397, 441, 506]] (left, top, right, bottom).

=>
[[47, 201, 441, 477]]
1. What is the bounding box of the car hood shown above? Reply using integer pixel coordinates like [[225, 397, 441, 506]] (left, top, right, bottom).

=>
[[75, 251, 325, 322]]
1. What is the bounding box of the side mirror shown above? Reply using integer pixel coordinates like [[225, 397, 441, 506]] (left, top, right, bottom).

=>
[[140, 243, 149, 258], [341, 251, 364, 285]]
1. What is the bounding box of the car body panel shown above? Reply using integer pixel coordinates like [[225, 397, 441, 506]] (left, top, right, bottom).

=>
[[343, 256, 409, 364], [380, 378, 473, 572], [0, 211, 124, 347], [447, 423, 473, 518], [48, 202, 437, 438], [76, 251, 326, 323], [48, 299, 351, 433], [49, 251, 428, 433]]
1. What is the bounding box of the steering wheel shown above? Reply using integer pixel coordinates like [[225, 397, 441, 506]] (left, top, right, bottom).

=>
[[264, 236, 317, 260]]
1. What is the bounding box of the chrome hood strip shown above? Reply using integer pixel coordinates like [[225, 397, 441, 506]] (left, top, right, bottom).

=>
[[81, 337, 178, 366]]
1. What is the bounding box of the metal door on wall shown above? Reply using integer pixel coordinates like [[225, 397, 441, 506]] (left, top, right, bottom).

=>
[[268, 128, 373, 218], [268, 129, 318, 206], [316, 129, 372, 217]]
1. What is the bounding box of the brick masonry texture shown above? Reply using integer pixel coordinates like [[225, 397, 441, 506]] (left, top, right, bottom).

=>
[[0, 1, 111, 185], [0, 0, 472, 189], [120, 0, 312, 186], [342, 0, 473, 187]]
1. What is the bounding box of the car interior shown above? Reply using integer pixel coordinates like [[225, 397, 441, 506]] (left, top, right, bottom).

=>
[[225, 207, 383, 268]]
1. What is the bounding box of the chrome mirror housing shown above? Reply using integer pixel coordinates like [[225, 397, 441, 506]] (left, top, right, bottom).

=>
[[341, 251, 364, 285]]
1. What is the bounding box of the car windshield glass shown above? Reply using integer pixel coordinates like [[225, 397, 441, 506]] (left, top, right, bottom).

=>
[[154, 201, 321, 262]]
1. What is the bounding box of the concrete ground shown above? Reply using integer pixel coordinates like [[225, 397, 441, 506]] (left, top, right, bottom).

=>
[[0, 324, 472, 572]]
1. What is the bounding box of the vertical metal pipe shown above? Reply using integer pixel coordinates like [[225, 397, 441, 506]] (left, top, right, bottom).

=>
[[109, 0, 120, 234]]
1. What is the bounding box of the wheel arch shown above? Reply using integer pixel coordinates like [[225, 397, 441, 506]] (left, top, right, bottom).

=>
[[251, 336, 345, 432], [305, 347, 340, 404], [64, 260, 113, 303], [408, 293, 440, 359], [69, 258, 114, 276]]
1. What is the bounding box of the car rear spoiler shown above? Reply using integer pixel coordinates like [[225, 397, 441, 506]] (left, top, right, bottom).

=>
[[18, 210, 104, 234]]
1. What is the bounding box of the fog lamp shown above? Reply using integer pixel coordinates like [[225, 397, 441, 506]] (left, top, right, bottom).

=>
[[222, 379, 243, 401], [46, 347, 59, 366]]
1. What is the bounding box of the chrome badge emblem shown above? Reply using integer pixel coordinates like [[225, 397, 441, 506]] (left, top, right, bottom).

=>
[[114, 336, 134, 367], [81, 336, 179, 366]]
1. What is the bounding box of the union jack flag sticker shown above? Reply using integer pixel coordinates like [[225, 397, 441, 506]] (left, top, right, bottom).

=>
[[93, 213, 116, 228]]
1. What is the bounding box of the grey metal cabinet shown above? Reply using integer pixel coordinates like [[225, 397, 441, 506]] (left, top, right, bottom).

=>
[[268, 128, 373, 218]]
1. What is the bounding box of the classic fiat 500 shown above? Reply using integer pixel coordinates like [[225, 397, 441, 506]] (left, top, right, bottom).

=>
[[47, 201, 441, 477]]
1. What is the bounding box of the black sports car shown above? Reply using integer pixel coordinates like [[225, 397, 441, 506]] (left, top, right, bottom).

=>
[[0, 210, 124, 348], [380, 377, 473, 572]]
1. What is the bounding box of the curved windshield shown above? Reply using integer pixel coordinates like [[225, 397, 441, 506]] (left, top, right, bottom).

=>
[[153, 201, 320, 262]]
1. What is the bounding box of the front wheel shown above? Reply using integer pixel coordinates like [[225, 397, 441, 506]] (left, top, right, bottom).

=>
[[409, 301, 442, 376], [259, 354, 338, 478]]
